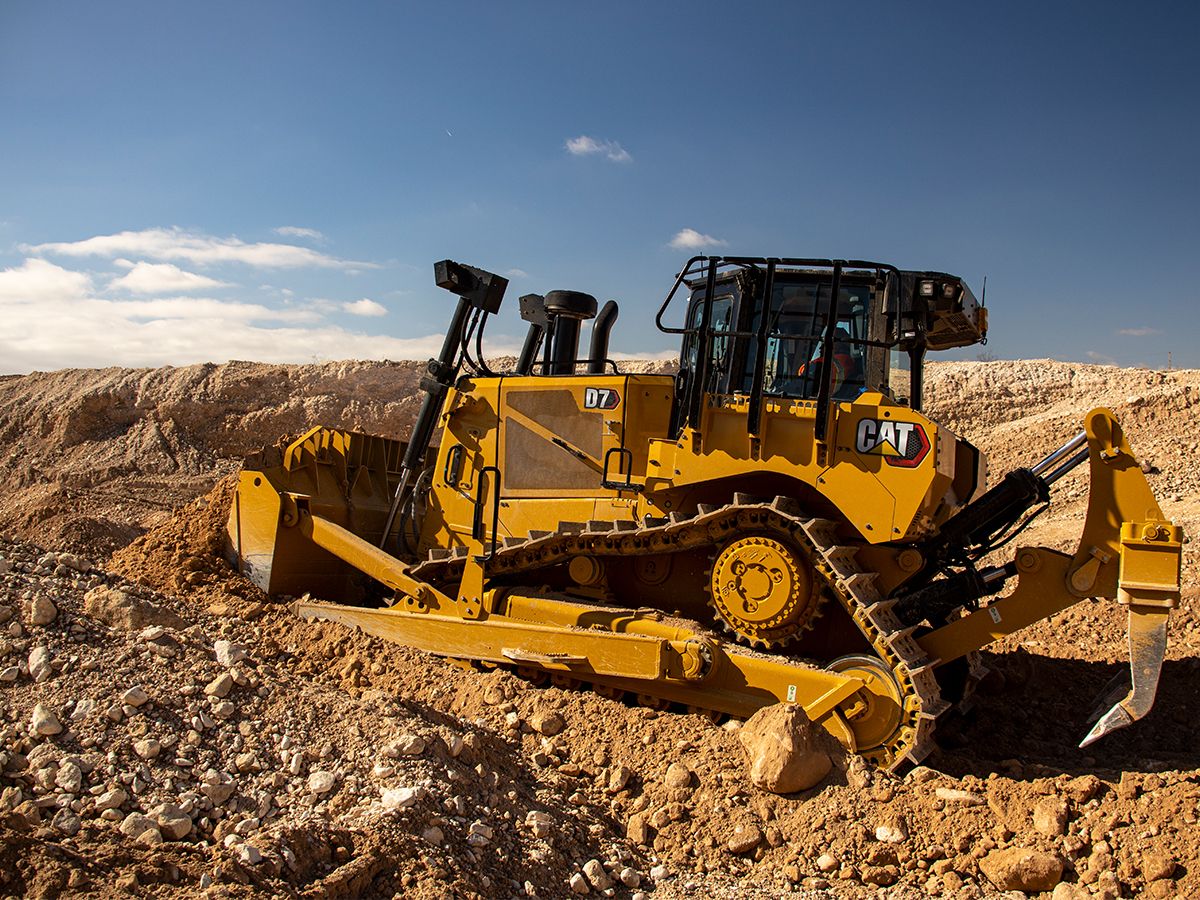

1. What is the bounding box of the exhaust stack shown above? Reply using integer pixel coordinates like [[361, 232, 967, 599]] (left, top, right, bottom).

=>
[[587, 300, 619, 374], [543, 290, 597, 376]]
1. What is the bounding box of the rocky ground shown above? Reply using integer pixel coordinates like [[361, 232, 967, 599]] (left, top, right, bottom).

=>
[[0, 358, 1196, 899]]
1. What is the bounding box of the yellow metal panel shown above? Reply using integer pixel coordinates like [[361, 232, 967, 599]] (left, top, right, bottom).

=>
[[298, 601, 669, 680], [296, 596, 865, 731], [916, 548, 1079, 665], [656, 392, 957, 543], [1118, 521, 1183, 607]]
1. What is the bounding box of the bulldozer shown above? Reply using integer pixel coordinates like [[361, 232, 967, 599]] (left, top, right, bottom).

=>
[[227, 256, 1183, 770]]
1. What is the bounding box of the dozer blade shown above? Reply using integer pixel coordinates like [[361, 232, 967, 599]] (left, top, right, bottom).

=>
[[1080, 605, 1169, 748]]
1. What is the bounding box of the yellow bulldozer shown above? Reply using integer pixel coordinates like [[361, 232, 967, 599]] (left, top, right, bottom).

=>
[[227, 257, 1182, 770]]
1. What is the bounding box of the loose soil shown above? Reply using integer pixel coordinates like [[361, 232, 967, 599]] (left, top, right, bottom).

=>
[[0, 358, 1196, 899]]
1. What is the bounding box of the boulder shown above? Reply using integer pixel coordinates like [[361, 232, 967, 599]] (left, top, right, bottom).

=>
[[83, 586, 184, 630], [727, 823, 763, 854], [119, 813, 162, 843], [152, 803, 193, 840], [979, 848, 1064, 892], [582, 859, 611, 890], [626, 813, 653, 846], [663, 762, 693, 790], [381, 786, 422, 810], [204, 673, 233, 698], [530, 709, 565, 736], [31, 704, 63, 736], [390, 734, 426, 756], [1141, 851, 1176, 882], [214, 640, 248, 667], [1033, 797, 1070, 836], [738, 703, 837, 793], [27, 646, 54, 682], [308, 770, 337, 795], [28, 596, 57, 626], [95, 788, 127, 811]]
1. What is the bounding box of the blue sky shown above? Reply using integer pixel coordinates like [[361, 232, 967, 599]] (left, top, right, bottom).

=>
[[1, 1, 1196, 373]]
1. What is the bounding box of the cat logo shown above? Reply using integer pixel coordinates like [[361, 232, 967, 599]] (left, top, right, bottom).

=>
[[583, 387, 621, 410], [855, 417, 930, 468]]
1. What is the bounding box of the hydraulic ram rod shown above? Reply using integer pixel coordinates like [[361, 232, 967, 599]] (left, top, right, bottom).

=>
[[1029, 430, 1087, 477]]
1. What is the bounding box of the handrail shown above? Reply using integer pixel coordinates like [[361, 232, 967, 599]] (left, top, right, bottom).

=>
[[472, 465, 502, 562]]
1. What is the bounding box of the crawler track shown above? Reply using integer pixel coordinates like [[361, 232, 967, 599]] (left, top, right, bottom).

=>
[[412, 495, 950, 768]]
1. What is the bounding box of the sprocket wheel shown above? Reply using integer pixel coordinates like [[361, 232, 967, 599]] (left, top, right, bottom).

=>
[[709, 535, 821, 648]]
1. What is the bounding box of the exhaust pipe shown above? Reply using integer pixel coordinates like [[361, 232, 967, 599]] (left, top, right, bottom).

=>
[[587, 300, 618, 374], [544, 291, 598, 376]]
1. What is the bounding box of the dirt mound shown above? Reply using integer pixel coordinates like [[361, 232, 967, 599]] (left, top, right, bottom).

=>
[[1, 356, 1197, 898], [0, 357, 676, 558], [0, 360, 428, 557]]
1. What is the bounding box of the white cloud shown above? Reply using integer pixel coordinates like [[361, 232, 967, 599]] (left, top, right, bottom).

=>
[[0, 257, 518, 373], [504, 268, 529, 279], [342, 298, 387, 317], [1085, 350, 1117, 365], [0, 258, 93, 302], [1116, 327, 1162, 337], [565, 135, 632, 163], [105, 297, 319, 323], [109, 261, 231, 294], [112, 258, 135, 269], [24, 227, 372, 270], [274, 226, 324, 240], [669, 228, 728, 250]]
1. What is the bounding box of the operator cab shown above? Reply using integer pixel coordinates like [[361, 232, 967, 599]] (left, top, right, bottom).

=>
[[664, 258, 986, 425], [681, 270, 881, 403]]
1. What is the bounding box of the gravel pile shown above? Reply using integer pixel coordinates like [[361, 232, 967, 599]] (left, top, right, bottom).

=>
[[0, 356, 1197, 898]]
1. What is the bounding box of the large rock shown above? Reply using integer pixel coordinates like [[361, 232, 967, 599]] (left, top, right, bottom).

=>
[[727, 823, 763, 854], [214, 640, 248, 667], [152, 803, 193, 840], [381, 786, 422, 810], [31, 704, 63, 736], [95, 788, 127, 811], [530, 709, 565, 736], [83, 586, 184, 630], [28, 595, 57, 626], [308, 770, 337, 795], [738, 703, 838, 793], [979, 848, 1064, 892], [1033, 797, 1070, 836], [1141, 851, 1176, 882], [119, 813, 162, 844], [625, 812, 653, 846], [27, 646, 54, 682], [663, 762, 693, 790]]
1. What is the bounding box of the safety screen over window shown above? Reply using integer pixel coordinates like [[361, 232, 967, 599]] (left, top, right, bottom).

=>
[[684, 277, 878, 401]]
